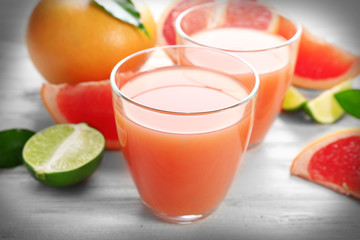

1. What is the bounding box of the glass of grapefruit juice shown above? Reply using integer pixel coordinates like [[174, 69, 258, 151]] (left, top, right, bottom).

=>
[[175, 1, 302, 147], [110, 45, 259, 224]]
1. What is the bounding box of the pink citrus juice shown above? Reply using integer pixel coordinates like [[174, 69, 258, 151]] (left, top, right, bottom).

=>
[[190, 27, 293, 146], [113, 66, 254, 216]]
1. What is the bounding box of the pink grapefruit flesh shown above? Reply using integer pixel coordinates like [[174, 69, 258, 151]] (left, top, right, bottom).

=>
[[291, 129, 360, 200], [292, 28, 360, 89], [41, 80, 120, 150]]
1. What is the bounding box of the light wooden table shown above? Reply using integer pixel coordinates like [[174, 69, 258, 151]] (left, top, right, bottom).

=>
[[1, 1, 359, 239]]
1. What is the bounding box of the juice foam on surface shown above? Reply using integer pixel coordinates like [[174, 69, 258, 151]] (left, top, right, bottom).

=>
[[190, 27, 289, 74], [120, 66, 249, 134]]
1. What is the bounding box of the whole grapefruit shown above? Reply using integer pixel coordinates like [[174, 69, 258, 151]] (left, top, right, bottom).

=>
[[26, 0, 157, 85]]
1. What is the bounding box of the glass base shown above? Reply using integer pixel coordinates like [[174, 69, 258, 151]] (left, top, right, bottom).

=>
[[247, 140, 263, 149], [142, 202, 216, 224]]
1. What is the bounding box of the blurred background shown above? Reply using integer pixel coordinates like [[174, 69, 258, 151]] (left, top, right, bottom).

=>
[[0, 1, 359, 240], [1, 0, 360, 51]]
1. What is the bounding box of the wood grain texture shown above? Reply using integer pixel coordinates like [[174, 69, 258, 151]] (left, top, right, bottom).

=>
[[1, 1, 360, 240]]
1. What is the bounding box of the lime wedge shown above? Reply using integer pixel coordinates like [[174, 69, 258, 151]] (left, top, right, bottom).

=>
[[0, 129, 35, 168], [23, 123, 105, 187], [282, 86, 307, 111], [304, 80, 353, 124]]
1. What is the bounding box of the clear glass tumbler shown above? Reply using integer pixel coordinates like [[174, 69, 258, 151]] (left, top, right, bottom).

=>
[[176, 1, 302, 147], [110, 45, 259, 224]]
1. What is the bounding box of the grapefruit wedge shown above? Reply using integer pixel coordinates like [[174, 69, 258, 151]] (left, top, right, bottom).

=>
[[291, 129, 360, 200], [41, 80, 120, 150], [292, 28, 360, 89]]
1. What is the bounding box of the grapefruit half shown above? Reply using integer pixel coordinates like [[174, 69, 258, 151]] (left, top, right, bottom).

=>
[[41, 80, 120, 150], [291, 129, 360, 200], [291, 28, 360, 89]]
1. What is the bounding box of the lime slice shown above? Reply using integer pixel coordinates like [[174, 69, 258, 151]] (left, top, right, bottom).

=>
[[0, 129, 35, 168], [304, 80, 353, 124], [23, 123, 105, 187], [282, 86, 307, 111]]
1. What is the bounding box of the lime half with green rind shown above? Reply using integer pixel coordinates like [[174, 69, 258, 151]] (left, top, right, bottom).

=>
[[23, 123, 105, 187], [0, 129, 35, 168], [304, 79, 353, 124], [282, 86, 307, 112]]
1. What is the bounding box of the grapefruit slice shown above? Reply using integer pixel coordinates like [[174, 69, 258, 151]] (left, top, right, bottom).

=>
[[41, 80, 120, 150], [292, 27, 360, 89], [291, 129, 360, 200]]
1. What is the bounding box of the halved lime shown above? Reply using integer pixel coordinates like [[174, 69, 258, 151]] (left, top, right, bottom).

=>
[[304, 80, 353, 124], [0, 129, 35, 168], [282, 86, 307, 112], [22, 123, 105, 187]]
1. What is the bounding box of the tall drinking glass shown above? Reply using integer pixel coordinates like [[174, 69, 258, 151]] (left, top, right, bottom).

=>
[[111, 45, 259, 224], [176, 1, 302, 147]]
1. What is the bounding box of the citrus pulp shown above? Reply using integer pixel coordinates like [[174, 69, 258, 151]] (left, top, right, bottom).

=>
[[41, 80, 119, 150], [291, 128, 360, 199], [23, 123, 105, 187]]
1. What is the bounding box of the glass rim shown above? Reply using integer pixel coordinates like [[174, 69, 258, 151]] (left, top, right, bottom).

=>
[[110, 45, 260, 116], [175, 1, 303, 53]]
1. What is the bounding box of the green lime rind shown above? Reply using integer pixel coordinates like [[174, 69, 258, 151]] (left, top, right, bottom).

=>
[[304, 80, 353, 124], [282, 86, 308, 112], [24, 153, 102, 187], [335, 89, 360, 119], [23, 123, 105, 187], [0, 129, 35, 168]]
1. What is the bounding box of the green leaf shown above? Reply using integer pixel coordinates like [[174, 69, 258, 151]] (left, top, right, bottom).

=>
[[93, 0, 150, 37], [335, 89, 360, 119], [0, 129, 35, 168]]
